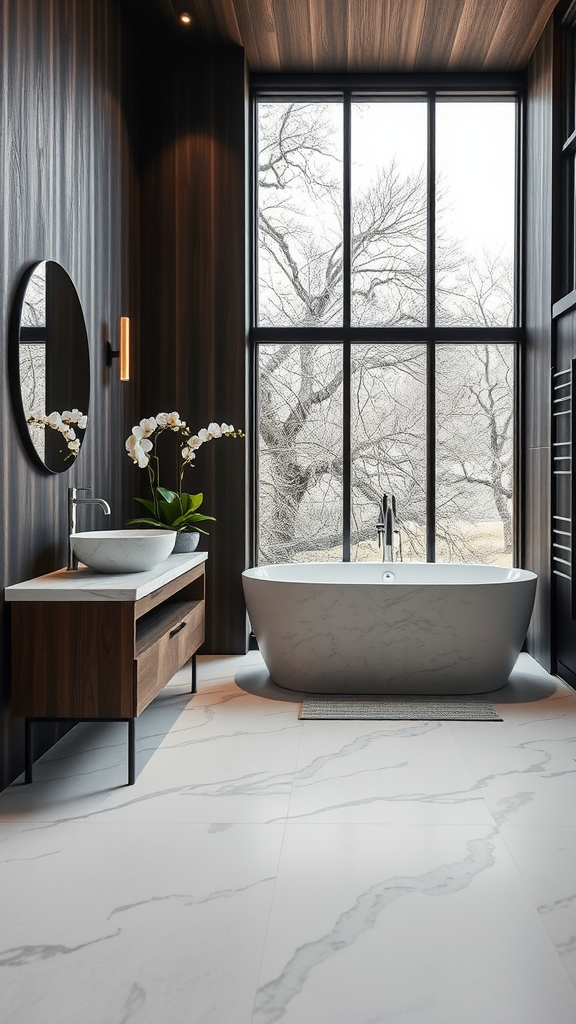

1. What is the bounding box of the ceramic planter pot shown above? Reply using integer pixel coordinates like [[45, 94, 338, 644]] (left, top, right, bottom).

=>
[[173, 531, 200, 553]]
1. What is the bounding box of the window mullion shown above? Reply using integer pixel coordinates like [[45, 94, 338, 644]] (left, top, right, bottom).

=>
[[343, 92, 352, 560], [427, 91, 436, 562], [343, 92, 352, 329], [426, 344, 436, 563]]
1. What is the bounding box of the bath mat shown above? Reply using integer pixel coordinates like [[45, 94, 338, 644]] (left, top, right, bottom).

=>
[[299, 695, 503, 721]]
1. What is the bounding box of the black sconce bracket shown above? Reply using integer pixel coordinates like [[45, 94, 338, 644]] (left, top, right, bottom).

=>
[[106, 340, 120, 367]]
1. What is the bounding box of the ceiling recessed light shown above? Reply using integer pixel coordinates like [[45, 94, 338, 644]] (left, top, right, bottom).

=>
[[179, 12, 192, 25]]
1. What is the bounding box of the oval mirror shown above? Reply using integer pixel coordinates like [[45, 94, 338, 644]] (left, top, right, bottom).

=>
[[10, 261, 90, 473]]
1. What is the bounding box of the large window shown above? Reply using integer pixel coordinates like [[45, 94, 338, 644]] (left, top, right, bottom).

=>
[[253, 87, 520, 566]]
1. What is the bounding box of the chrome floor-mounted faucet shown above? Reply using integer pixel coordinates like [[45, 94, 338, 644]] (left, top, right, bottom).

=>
[[67, 486, 111, 570], [376, 493, 402, 562]]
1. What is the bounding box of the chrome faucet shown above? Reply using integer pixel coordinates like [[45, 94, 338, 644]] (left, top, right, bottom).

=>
[[376, 493, 401, 562], [67, 486, 111, 570]]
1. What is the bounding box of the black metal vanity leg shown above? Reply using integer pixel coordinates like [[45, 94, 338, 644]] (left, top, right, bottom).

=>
[[128, 718, 136, 785], [191, 653, 197, 694], [24, 718, 33, 784]]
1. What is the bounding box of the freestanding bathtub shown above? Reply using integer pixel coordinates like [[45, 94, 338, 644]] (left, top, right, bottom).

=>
[[242, 562, 537, 695]]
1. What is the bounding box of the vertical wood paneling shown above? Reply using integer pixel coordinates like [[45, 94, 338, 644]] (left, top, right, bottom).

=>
[[524, 447, 552, 667], [524, 18, 555, 667], [526, 20, 554, 452], [0, 0, 139, 791], [138, 40, 248, 654]]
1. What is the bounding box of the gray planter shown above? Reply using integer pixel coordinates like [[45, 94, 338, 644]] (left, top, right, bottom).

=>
[[173, 531, 200, 553]]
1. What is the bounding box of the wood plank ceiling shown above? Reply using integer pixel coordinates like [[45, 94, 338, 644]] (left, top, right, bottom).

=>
[[165, 0, 561, 72]]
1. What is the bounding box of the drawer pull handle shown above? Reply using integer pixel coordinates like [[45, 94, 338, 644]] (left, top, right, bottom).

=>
[[169, 621, 187, 638]]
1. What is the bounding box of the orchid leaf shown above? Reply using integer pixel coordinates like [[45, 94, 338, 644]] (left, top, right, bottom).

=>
[[157, 499, 182, 526], [179, 492, 204, 514], [133, 497, 156, 514], [171, 510, 216, 529], [156, 487, 178, 504], [126, 516, 166, 529]]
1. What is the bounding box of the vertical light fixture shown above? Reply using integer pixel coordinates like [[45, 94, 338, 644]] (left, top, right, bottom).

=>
[[119, 316, 130, 381], [106, 316, 131, 381]]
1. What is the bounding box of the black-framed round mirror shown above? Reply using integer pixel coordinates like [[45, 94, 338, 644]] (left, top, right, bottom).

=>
[[10, 261, 90, 473]]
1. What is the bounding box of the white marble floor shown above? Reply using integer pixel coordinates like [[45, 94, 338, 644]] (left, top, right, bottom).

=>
[[1, 652, 576, 1024]]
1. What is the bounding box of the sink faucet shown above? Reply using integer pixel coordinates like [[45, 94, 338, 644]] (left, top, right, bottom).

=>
[[67, 486, 111, 570], [376, 493, 401, 562]]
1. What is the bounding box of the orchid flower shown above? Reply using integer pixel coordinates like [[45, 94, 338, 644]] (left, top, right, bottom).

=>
[[125, 413, 244, 507], [26, 409, 88, 461]]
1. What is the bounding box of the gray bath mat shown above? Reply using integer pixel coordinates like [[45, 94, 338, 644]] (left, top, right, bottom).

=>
[[299, 694, 503, 721]]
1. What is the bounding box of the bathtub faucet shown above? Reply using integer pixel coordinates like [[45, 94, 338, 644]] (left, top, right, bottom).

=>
[[377, 493, 402, 562]]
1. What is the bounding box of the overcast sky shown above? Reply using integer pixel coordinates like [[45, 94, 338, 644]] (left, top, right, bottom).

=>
[[352, 100, 516, 258]]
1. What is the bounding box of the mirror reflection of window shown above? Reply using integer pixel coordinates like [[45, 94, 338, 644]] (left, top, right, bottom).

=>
[[12, 260, 90, 473], [19, 262, 47, 460], [21, 261, 47, 327]]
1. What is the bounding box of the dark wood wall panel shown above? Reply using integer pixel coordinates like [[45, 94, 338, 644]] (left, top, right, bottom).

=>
[[525, 20, 554, 452], [524, 18, 555, 667], [0, 0, 139, 790], [524, 447, 552, 666], [138, 41, 248, 653]]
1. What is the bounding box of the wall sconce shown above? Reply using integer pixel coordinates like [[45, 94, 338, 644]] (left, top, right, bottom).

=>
[[179, 13, 192, 25], [106, 317, 130, 381]]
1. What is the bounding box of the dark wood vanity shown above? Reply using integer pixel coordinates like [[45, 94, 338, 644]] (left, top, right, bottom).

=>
[[7, 553, 206, 785]]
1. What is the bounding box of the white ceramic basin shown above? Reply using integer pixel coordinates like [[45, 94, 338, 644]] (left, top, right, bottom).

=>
[[71, 529, 176, 574]]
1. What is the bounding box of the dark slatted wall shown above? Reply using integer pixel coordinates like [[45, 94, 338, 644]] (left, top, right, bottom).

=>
[[524, 18, 555, 668], [0, 0, 139, 790], [138, 39, 249, 654]]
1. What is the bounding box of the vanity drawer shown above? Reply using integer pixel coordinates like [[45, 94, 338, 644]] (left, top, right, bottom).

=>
[[135, 599, 204, 714]]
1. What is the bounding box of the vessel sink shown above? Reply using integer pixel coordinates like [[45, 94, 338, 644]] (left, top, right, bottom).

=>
[[71, 529, 176, 573]]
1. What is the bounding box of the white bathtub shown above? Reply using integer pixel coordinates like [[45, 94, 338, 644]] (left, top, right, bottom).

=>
[[242, 562, 538, 695]]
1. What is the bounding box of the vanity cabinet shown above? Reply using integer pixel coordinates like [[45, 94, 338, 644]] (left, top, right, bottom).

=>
[[6, 552, 207, 784]]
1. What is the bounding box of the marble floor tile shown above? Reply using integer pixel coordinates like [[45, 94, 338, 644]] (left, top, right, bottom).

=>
[[0, 652, 575, 1024], [501, 824, 576, 985], [93, 682, 304, 824], [0, 820, 84, 864], [198, 651, 267, 684], [0, 822, 285, 1024], [492, 651, 570, 702], [452, 695, 576, 826], [254, 823, 576, 1024], [286, 719, 496, 825], [0, 722, 138, 824]]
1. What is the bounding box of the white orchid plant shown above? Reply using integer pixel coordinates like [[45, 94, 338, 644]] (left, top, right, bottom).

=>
[[125, 411, 243, 534], [26, 409, 87, 459]]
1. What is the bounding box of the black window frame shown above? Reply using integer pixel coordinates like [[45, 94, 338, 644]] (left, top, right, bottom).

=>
[[250, 73, 525, 568]]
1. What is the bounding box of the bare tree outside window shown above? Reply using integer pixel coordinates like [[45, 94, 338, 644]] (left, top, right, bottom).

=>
[[19, 263, 47, 459], [258, 102, 343, 327], [255, 98, 516, 566], [350, 344, 427, 561], [258, 343, 343, 562], [351, 102, 428, 326], [436, 101, 515, 328], [436, 344, 514, 561]]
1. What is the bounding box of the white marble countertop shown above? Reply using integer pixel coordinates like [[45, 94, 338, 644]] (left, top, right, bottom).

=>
[[4, 552, 207, 603]]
